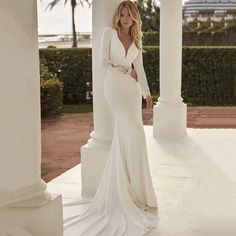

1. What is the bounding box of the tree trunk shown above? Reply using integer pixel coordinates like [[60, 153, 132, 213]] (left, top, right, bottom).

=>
[[71, 0, 77, 48]]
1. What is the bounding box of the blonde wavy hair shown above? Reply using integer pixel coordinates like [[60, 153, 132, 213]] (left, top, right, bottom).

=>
[[112, 0, 145, 52]]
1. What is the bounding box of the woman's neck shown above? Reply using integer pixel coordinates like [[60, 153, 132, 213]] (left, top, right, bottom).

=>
[[120, 27, 131, 36]]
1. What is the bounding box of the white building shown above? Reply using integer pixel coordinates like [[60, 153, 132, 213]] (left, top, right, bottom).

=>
[[183, 0, 236, 22]]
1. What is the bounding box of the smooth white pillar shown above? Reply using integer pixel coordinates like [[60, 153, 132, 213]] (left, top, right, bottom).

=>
[[0, 1, 63, 234], [81, 0, 121, 197], [153, 0, 187, 138]]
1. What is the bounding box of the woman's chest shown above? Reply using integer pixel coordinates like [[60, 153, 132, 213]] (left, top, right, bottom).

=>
[[118, 34, 133, 52], [109, 28, 139, 64]]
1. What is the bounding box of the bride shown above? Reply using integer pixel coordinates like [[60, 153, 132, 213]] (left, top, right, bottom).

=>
[[63, 1, 158, 235]]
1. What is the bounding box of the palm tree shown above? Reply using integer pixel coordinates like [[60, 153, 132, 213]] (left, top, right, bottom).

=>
[[46, 0, 92, 48]]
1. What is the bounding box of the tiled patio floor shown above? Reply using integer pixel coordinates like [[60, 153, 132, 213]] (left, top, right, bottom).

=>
[[41, 106, 236, 182]]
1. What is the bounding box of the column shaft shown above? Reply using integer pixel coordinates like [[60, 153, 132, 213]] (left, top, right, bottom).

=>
[[0, 0, 43, 207], [153, 0, 187, 138], [0, 1, 63, 234], [81, 0, 120, 197]]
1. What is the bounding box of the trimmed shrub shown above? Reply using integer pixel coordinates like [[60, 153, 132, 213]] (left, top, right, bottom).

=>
[[40, 59, 63, 117], [40, 77, 63, 116]]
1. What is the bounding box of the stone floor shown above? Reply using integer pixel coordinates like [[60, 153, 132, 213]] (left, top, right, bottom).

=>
[[41, 106, 236, 182], [47, 127, 236, 236]]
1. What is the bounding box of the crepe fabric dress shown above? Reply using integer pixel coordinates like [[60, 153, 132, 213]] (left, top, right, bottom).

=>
[[63, 26, 158, 236]]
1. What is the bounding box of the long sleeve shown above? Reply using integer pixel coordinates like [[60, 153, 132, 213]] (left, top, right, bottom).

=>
[[99, 27, 132, 75], [133, 49, 151, 99]]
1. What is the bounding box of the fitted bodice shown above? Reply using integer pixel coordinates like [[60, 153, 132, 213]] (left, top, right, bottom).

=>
[[99, 26, 151, 100], [109, 28, 139, 68]]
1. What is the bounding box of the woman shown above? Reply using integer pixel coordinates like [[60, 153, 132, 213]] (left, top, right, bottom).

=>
[[64, 1, 158, 235]]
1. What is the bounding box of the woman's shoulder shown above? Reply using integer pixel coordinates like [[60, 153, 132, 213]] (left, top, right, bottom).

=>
[[102, 26, 116, 34], [101, 27, 116, 41]]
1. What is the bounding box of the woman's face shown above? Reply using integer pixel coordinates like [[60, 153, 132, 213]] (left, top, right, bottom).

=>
[[119, 7, 134, 30]]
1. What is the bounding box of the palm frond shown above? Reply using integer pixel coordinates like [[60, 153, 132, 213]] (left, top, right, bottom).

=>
[[80, 0, 84, 8], [82, 0, 92, 8], [45, 0, 61, 11]]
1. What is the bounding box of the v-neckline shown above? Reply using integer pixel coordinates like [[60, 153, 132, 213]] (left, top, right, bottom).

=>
[[114, 29, 134, 58]]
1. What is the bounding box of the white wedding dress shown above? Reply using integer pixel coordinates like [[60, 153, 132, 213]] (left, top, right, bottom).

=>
[[63, 26, 158, 236]]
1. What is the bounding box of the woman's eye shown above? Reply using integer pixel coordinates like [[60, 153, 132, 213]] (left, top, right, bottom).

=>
[[120, 14, 130, 17]]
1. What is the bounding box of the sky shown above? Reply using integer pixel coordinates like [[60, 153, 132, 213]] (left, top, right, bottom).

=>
[[37, 0, 92, 34], [37, 0, 188, 35]]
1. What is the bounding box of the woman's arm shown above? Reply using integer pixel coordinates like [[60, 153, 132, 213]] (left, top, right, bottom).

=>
[[133, 49, 151, 100], [99, 27, 132, 75]]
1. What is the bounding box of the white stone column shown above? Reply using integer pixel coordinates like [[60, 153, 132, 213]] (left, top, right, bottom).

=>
[[81, 0, 121, 197], [153, 0, 187, 138], [0, 1, 63, 235]]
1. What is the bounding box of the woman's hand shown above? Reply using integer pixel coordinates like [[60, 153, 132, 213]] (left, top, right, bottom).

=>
[[130, 68, 138, 81], [146, 95, 153, 110]]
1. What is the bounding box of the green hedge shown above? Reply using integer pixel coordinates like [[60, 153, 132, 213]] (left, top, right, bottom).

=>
[[182, 46, 236, 105], [142, 46, 159, 98], [143, 31, 159, 46], [40, 46, 236, 106], [143, 28, 236, 46], [183, 31, 236, 46], [40, 48, 92, 105]]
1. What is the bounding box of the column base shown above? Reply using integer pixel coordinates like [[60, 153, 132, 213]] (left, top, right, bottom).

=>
[[87, 130, 112, 148], [81, 144, 110, 197], [153, 101, 187, 138], [0, 228, 32, 236], [0, 192, 63, 236], [0, 180, 47, 208]]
